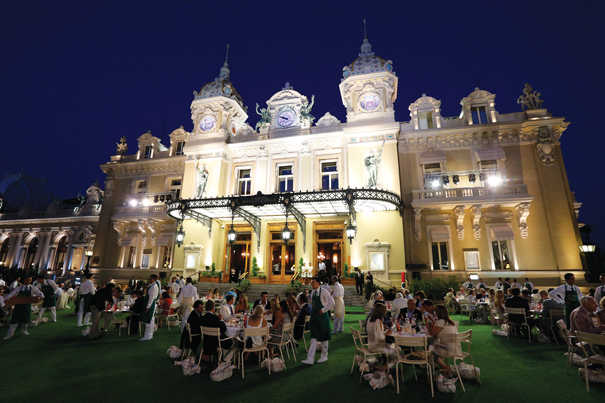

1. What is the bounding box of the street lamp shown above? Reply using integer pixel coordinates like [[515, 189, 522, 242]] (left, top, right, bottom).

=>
[[175, 224, 185, 247], [579, 244, 596, 253], [346, 221, 357, 244], [227, 214, 237, 244], [282, 209, 291, 244], [85, 249, 93, 271]]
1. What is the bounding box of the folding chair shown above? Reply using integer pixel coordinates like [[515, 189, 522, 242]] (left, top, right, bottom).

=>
[[394, 335, 434, 397], [240, 326, 271, 380], [350, 328, 383, 382], [556, 319, 577, 366], [504, 307, 531, 343], [439, 329, 480, 392], [268, 322, 297, 367], [183, 323, 201, 361], [547, 308, 564, 343], [200, 326, 233, 365], [575, 332, 605, 392]]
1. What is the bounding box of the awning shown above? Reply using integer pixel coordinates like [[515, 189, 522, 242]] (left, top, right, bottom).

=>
[[418, 150, 446, 165], [429, 226, 450, 241], [474, 146, 505, 161], [489, 225, 514, 241]]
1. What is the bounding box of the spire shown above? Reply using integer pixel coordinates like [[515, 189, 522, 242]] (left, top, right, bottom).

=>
[[219, 43, 230, 80], [359, 18, 373, 57]]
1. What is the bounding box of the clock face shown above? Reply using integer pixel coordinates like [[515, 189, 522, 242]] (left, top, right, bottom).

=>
[[200, 115, 216, 131], [277, 107, 296, 128], [359, 92, 381, 112]]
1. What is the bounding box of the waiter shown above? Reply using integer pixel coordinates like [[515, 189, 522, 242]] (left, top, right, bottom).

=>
[[302, 277, 334, 365], [3, 276, 43, 340], [593, 274, 605, 304], [36, 274, 59, 323], [139, 274, 161, 341], [549, 272, 583, 327], [354, 268, 364, 296], [76, 272, 96, 327], [178, 277, 198, 330]]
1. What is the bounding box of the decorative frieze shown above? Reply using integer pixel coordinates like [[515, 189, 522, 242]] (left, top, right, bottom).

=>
[[453, 205, 465, 240]]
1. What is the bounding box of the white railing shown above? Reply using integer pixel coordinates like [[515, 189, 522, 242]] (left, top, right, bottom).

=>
[[412, 184, 529, 202], [113, 205, 168, 220]]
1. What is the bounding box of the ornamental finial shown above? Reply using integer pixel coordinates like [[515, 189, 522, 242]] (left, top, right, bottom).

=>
[[363, 18, 367, 40], [224, 43, 230, 66], [517, 83, 544, 110]]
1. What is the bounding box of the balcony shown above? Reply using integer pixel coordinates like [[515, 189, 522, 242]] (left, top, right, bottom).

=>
[[411, 184, 532, 208], [113, 205, 168, 220]]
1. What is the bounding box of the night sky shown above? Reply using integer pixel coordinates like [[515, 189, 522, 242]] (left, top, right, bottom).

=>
[[1, 1, 604, 241]]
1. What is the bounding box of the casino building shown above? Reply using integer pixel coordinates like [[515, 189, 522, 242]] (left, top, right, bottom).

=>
[[90, 35, 584, 286]]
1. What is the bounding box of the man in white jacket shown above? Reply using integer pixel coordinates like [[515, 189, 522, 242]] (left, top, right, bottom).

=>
[[178, 277, 198, 329], [302, 277, 335, 365], [139, 274, 161, 341], [77, 273, 96, 327]]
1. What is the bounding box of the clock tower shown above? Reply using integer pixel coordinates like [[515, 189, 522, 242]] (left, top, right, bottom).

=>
[[338, 32, 398, 123], [257, 82, 315, 133]]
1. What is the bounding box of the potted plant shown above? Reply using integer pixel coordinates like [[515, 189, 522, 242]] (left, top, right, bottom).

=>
[[249, 257, 266, 284]]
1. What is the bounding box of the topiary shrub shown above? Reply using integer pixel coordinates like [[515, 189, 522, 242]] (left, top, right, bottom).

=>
[[408, 276, 463, 301]]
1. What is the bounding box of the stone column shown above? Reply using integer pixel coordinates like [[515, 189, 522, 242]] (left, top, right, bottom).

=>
[[63, 243, 74, 275], [35, 232, 51, 269]]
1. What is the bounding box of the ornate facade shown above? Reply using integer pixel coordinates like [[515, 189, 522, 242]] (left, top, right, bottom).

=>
[[86, 35, 583, 286]]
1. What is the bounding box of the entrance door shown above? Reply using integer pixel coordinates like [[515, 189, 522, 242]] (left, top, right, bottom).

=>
[[229, 243, 250, 282], [269, 242, 295, 283], [315, 229, 343, 278]]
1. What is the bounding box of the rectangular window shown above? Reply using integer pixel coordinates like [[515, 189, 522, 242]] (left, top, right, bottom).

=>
[[321, 161, 339, 190], [431, 241, 449, 270], [143, 145, 153, 159], [423, 162, 442, 188], [175, 141, 185, 156], [136, 180, 147, 194], [168, 178, 182, 200], [471, 106, 489, 125], [277, 165, 294, 192], [492, 240, 512, 270], [237, 169, 251, 195], [479, 159, 498, 172], [464, 250, 480, 270], [418, 111, 434, 130]]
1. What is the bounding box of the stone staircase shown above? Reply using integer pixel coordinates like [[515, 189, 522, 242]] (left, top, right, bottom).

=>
[[195, 282, 365, 307]]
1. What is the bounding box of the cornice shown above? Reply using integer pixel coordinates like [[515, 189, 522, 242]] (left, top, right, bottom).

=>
[[101, 156, 186, 178]]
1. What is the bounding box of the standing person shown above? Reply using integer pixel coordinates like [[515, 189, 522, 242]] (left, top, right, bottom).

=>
[[302, 277, 334, 365], [178, 277, 198, 329], [365, 272, 374, 300], [511, 278, 521, 290], [524, 277, 535, 292], [503, 278, 512, 294], [550, 272, 583, 327], [86, 282, 116, 339], [593, 274, 605, 305], [139, 274, 161, 341], [3, 276, 44, 340], [331, 276, 345, 334], [36, 274, 59, 323], [169, 277, 181, 299], [76, 272, 95, 327], [354, 267, 364, 296], [494, 277, 504, 290]]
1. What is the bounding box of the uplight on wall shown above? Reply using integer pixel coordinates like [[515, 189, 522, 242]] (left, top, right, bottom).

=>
[[487, 174, 503, 187], [128, 199, 139, 207], [579, 244, 596, 253], [430, 179, 440, 189]]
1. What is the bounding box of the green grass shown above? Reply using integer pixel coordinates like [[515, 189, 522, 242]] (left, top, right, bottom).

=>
[[0, 310, 603, 403]]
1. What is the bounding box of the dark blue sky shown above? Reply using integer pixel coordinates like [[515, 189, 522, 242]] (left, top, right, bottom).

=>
[[1, 1, 604, 241]]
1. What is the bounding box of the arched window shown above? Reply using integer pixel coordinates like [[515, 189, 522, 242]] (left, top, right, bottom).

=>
[[54, 237, 68, 271], [0, 238, 9, 265], [23, 237, 39, 269]]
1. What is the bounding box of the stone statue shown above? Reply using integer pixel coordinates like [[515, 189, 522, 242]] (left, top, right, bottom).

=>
[[300, 95, 315, 124], [255, 103, 271, 131], [195, 162, 209, 198], [517, 83, 544, 110], [86, 182, 104, 204], [364, 140, 385, 189], [116, 136, 128, 155]]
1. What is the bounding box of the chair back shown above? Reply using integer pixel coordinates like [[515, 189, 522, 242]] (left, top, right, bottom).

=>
[[243, 326, 270, 339], [576, 331, 605, 347], [201, 326, 221, 337], [394, 335, 428, 349], [549, 308, 565, 319], [504, 307, 528, 323]]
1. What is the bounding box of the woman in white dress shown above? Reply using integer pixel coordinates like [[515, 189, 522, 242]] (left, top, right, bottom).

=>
[[366, 303, 398, 366], [429, 305, 461, 375], [247, 305, 268, 348], [331, 276, 345, 334]]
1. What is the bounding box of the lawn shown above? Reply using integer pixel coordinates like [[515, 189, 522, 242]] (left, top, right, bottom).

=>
[[0, 309, 603, 403]]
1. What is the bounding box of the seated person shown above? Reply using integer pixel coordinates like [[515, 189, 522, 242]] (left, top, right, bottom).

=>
[[272, 300, 292, 330], [180, 300, 204, 355], [570, 296, 605, 334], [444, 288, 460, 314], [390, 292, 406, 319], [521, 288, 532, 302], [539, 290, 563, 317], [235, 294, 249, 314], [246, 305, 268, 348], [293, 294, 312, 340], [127, 290, 145, 334], [504, 288, 531, 324], [397, 298, 423, 327], [253, 292, 271, 310], [429, 305, 461, 376], [414, 291, 425, 308], [366, 303, 397, 366], [421, 299, 437, 330], [159, 291, 173, 316], [212, 288, 221, 300], [200, 300, 232, 360], [219, 294, 235, 321]]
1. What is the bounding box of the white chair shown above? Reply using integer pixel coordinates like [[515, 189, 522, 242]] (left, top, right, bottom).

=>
[[184, 323, 201, 361], [556, 319, 577, 366], [575, 332, 605, 392], [394, 335, 434, 398], [504, 307, 531, 343], [438, 329, 480, 392], [268, 322, 296, 367], [200, 326, 233, 365], [350, 328, 383, 382], [240, 326, 271, 380]]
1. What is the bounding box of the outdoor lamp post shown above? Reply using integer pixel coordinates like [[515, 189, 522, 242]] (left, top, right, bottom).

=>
[[227, 213, 237, 244], [579, 244, 596, 253], [346, 221, 357, 244], [175, 224, 185, 247], [281, 223, 292, 244], [85, 249, 93, 270]]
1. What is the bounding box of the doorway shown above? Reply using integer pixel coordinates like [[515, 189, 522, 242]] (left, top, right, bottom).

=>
[[314, 228, 343, 279], [268, 230, 295, 283], [226, 231, 251, 283]]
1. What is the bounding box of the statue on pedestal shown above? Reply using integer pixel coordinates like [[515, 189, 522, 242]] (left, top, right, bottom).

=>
[[364, 140, 385, 189], [517, 83, 544, 110], [195, 162, 209, 198]]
